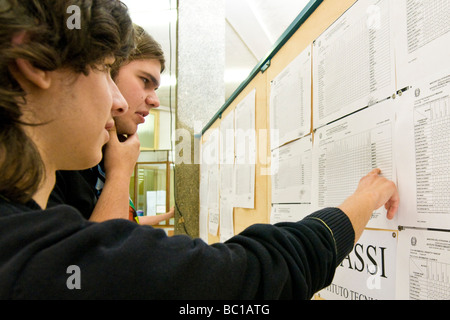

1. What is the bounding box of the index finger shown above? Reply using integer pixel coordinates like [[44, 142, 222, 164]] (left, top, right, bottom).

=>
[[386, 192, 400, 220], [369, 168, 382, 175]]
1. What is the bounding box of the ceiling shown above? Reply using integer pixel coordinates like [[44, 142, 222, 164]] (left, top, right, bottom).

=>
[[225, 0, 310, 98], [121, 0, 310, 108]]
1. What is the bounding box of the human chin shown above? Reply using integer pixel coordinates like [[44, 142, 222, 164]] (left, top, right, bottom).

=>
[[87, 142, 106, 168], [115, 119, 137, 136], [70, 147, 103, 170], [83, 131, 109, 168]]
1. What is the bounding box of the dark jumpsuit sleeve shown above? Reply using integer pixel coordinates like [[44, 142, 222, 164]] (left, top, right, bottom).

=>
[[8, 205, 354, 300]]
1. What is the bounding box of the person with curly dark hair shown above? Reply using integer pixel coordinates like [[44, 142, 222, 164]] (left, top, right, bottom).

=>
[[0, 0, 399, 300]]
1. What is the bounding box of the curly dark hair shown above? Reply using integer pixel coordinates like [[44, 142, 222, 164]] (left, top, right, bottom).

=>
[[0, 0, 135, 203]]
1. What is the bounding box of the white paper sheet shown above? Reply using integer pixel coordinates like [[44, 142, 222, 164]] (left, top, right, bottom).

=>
[[201, 129, 220, 236], [219, 163, 235, 240], [319, 229, 398, 300], [199, 205, 208, 243], [199, 142, 210, 242], [219, 199, 234, 242], [219, 110, 235, 166], [205, 130, 220, 209], [208, 129, 220, 236], [393, 0, 450, 90], [313, 0, 396, 129], [396, 71, 450, 230], [208, 207, 219, 236], [270, 46, 312, 150], [270, 203, 313, 224], [199, 148, 209, 207], [217, 111, 236, 241], [234, 89, 256, 209], [312, 99, 397, 230], [271, 136, 312, 204], [396, 228, 450, 300], [146, 191, 156, 216]]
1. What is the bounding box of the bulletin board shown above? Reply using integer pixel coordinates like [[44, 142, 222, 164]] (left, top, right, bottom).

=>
[[200, 0, 450, 300]]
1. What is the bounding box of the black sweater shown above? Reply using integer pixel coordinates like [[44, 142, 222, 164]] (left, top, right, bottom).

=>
[[0, 197, 354, 299]]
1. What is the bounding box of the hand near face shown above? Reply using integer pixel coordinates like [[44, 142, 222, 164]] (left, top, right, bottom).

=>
[[103, 124, 141, 179]]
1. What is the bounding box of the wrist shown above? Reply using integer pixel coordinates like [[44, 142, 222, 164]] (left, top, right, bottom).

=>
[[104, 168, 133, 181]]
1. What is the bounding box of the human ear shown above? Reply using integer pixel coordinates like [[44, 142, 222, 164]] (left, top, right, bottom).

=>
[[14, 58, 51, 90]]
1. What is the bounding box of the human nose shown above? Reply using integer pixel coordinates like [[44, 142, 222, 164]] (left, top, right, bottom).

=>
[[145, 91, 160, 109], [110, 78, 128, 117]]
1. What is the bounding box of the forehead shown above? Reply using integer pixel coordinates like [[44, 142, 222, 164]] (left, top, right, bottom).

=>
[[123, 59, 161, 76]]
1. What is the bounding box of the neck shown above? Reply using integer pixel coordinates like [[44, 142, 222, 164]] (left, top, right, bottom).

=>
[[20, 114, 57, 210], [32, 164, 56, 210]]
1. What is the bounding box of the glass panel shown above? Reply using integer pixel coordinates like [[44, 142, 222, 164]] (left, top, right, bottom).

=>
[[130, 169, 135, 207], [138, 112, 156, 150], [136, 163, 166, 215], [132, 162, 174, 228], [169, 163, 175, 225], [138, 150, 170, 163]]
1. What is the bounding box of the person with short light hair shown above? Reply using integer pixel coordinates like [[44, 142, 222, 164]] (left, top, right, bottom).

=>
[[0, 0, 399, 300]]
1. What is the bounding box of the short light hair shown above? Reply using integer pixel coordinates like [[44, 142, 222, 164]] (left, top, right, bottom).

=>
[[111, 24, 166, 79]]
